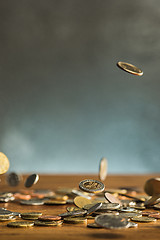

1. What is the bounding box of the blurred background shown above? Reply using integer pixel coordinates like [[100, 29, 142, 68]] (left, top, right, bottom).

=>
[[0, 0, 160, 174]]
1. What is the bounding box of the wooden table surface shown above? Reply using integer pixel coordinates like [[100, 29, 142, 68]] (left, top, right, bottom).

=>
[[0, 174, 160, 240]]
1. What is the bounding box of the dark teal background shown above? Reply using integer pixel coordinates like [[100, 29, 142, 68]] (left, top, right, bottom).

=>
[[0, 0, 160, 173]]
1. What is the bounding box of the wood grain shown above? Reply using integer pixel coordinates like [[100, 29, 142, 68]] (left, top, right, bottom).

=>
[[0, 174, 160, 240]]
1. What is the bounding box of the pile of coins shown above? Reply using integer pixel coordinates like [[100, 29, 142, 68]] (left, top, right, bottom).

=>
[[0, 175, 160, 229]]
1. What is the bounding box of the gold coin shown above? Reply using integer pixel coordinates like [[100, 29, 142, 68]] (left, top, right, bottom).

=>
[[7, 221, 34, 227], [21, 212, 42, 220], [45, 200, 66, 205], [66, 207, 81, 212], [34, 220, 62, 226], [74, 196, 92, 208], [79, 179, 105, 193], [99, 157, 108, 181], [131, 216, 157, 222], [0, 152, 10, 174], [117, 61, 143, 76], [63, 216, 87, 224]]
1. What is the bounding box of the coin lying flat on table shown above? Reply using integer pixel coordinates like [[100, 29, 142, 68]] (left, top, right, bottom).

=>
[[95, 215, 130, 229], [117, 61, 143, 76], [0, 152, 10, 175], [79, 179, 105, 193], [25, 174, 39, 188], [34, 220, 62, 226], [38, 215, 62, 221], [7, 221, 34, 228], [99, 157, 108, 181], [21, 212, 42, 220], [131, 216, 157, 222]]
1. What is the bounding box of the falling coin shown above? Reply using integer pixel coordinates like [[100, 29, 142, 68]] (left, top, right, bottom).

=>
[[79, 179, 105, 193], [0, 152, 10, 175], [117, 61, 143, 76], [99, 157, 108, 181], [25, 174, 39, 188], [6, 172, 21, 187]]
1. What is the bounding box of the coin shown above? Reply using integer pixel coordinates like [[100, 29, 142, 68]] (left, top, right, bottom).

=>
[[131, 216, 157, 222], [95, 215, 129, 229], [6, 172, 21, 187], [87, 223, 102, 228], [117, 61, 143, 76], [148, 213, 160, 219], [59, 210, 87, 218], [128, 222, 138, 228], [86, 203, 102, 216], [34, 220, 62, 226], [67, 207, 81, 212], [104, 192, 122, 205], [44, 200, 66, 205], [74, 196, 92, 208], [96, 203, 121, 212], [63, 216, 87, 224], [99, 157, 108, 181], [38, 215, 62, 221], [0, 215, 16, 221], [79, 179, 105, 193], [0, 152, 10, 175], [20, 199, 44, 205], [120, 207, 140, 213], [119, 212, 142, 219], [25, 174, 39, 188], [144, 194, 160, 206], [7, 221, 34, 228], [21, 212, 42, 220]]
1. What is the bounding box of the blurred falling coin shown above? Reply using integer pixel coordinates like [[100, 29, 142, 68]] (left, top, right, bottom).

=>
[[117, 61, 143, 76], [99, 157, 108, 181], [79, 179, 105, 193], [25, 174, 39, 188], [6, 172, 21, 187], [7, 221, 34, 228], [0, 152, 10, 175]]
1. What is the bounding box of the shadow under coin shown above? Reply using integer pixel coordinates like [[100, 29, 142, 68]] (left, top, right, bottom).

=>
[[89, 233, 125, 239]]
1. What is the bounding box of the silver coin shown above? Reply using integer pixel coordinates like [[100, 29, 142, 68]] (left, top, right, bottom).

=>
[[20, 199, 44, 205], [120, 207, 141, 213], [96, 203, 121, 212], [86, 203, 102, 216], [79, 179, 105, 193], [119, 212, 142, 219], [59, 210, 87, 218], [95, 215, 129, 229], [25, 174, 39, 188], [128, 222, 138, 228]]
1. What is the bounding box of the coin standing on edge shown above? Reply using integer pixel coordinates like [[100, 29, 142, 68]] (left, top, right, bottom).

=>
[[79, 179, 105, 193], [117, 61, 143, 76]]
